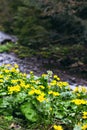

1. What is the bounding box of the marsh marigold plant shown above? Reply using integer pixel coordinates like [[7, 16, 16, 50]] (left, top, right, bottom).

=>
[[0, 64, 87, 130]]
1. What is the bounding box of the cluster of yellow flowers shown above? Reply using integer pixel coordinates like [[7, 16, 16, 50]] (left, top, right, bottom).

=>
[[53, 75, 60, 81], [48, 91, 60, 96], [0, 64, 63, 103], [50, 79, 69, 88], [8, 85, 21, 94], [73, 86, 87, 93], [71, 99, 87, 105], [57, 81, 69, 88], [0, 64, 86, 101], [28, 88, 46, 102]]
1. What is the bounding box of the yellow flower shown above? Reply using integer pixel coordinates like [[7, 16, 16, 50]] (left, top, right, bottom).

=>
[[50, 80, 57, 86], [42, 74, 47, 78], [20, 82, 26, 88], [4, 69, 9, 73], [24, 84, 31, 89], [82, 112, 87, 119], [0, 79, 3, 83], [34, 89, 42, 95], [82, 124, 87, 130], [82, 115, 87, 119], [48, 91, 53, 94], [40, 92, 45, 97], [83, 112, 87, 115], [36, 80, 40, 84], [57, 82, 62, 87], [0, 74, 3, 78], [30, 80, 35, 83], [5, 77, 9, 80], [48, 85, 51, 89], [52, 92, 60, 96], [77, 93, 80, 97], [28, 90, 35, 95], [57, 81, 69, 88], [14, 64, 19, 68], [11, 67, 17, 73], [42, 74, 47, 76], [11, 79, 18, 84], [36, 95, 46, 102], [53, 125, 63, 130], [30, 71, 33, 74], [57, 77, 60, 81], [23, 73, 27, 77], [38, 85, 45, 89], [73, 87, 79, 93]]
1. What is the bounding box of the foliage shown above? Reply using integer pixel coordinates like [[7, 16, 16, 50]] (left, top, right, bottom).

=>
[[0, 64, 87, 130], [0, 42, 15, 53], [1, 0, 86, 47]]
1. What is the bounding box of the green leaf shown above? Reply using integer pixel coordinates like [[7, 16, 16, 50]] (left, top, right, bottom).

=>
[[20, 102, 39, 122], [15, 92, 27, 103], [0, 92, 7, 96]]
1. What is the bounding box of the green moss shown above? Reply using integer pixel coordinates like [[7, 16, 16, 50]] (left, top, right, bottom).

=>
[[13, 45, 36, 58], [0, 43, 15, 53]]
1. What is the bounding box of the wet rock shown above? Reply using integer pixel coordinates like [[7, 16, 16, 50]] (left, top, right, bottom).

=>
[[68, 77, 76, 84], [0, 31, 18, 44], [0, 57, 3, 62]]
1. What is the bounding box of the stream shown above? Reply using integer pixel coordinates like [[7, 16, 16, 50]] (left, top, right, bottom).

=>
[[0, 52, 87, 89]]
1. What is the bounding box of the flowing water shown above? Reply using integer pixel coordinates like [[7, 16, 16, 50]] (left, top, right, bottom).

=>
[[0, 52, 42, 74], [0, 52, 87, 89]]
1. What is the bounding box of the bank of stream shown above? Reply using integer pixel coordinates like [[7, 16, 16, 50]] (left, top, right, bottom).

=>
[[0, 52, 87, 89]]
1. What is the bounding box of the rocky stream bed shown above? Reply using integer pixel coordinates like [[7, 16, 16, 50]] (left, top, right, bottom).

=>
[[0, 52, 87, 89]]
